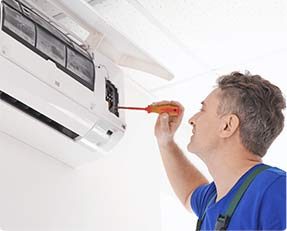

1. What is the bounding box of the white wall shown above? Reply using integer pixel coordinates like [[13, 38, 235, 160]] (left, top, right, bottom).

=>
[[0, 77, 161, 231]]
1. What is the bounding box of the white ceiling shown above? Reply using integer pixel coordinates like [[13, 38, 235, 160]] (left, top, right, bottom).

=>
[[85, 0, 287, 93]]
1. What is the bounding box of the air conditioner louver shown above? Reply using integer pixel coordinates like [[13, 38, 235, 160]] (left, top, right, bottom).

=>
[[0, 90, 79, 139]]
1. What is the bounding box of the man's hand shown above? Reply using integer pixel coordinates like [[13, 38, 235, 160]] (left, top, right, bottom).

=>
[[154, 101, 184, 146]]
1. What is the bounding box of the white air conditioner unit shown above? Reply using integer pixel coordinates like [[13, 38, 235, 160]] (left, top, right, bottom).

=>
[[0, 0, 173, 167]]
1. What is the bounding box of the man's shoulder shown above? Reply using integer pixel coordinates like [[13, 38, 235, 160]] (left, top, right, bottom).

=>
[[255, 166, 286, 230], [251, 165, 286, 190], [259, 165, 286, 179], [265, 166, 286, 176]]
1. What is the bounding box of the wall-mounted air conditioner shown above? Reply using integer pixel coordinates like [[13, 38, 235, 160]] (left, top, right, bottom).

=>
[[0, 0, 173, 167]]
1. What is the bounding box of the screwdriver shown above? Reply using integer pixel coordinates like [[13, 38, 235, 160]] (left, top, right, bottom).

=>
[[117, 104, 181, 116]]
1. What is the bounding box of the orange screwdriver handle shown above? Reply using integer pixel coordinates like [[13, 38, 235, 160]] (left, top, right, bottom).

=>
[[146, 104, 181, 116]]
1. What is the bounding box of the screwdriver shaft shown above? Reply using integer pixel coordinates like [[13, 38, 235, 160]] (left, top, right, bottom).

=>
[[117, 106, 147, 111]]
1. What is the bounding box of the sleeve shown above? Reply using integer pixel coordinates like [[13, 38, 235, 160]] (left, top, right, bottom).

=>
[[258, 175, 286, 230], [190, 182, 216, 218]]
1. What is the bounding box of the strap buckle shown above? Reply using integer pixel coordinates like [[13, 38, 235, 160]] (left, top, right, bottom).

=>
[[215, 214, 230, 230], [196, 219, 202, 231]]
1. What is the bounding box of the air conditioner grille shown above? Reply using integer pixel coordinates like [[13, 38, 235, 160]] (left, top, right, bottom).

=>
[[1, 0, 95, 91]]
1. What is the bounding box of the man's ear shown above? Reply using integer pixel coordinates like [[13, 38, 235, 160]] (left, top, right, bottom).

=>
[[219, 114, 240, 138]]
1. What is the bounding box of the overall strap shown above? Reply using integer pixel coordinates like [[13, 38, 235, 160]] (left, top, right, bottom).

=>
[[196, 192, 216, 231], [214, 164, 270, 230]]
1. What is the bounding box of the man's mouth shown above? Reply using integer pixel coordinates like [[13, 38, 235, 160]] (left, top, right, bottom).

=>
[[192, 128, 195, 135]]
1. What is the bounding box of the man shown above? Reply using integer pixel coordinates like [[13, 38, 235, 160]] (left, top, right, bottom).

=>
[[154, 72, 286, 230]]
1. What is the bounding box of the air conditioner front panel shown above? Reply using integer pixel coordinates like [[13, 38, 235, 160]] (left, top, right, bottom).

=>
[[0, 53, 97, 136]]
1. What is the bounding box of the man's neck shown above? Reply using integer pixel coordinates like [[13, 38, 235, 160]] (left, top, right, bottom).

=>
[[205, 149, 262, 202]]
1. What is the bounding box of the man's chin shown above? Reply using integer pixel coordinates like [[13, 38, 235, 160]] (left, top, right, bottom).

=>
[[187, 141, 201, 155]]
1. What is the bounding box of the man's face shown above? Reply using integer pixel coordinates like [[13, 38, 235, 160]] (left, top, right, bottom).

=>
[[187, 88, 223, 157]]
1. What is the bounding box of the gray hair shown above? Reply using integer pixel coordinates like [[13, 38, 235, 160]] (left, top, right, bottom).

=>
[[216, 72, 286, 157]]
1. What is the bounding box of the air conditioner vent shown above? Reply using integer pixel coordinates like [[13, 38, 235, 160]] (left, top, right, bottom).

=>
[[0, 90, 79, 139]]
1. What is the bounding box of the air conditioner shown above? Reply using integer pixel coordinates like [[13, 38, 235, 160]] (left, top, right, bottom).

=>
[[0, 0, 173, 167]]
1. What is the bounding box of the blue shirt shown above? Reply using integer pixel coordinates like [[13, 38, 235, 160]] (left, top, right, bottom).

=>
[[191, 164, 286, 230]]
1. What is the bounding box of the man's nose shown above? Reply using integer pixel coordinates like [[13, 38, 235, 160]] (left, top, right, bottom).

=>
[[188, 117, 194, 125], [188, 112, 199, 125], [188, 115, 196, 125]]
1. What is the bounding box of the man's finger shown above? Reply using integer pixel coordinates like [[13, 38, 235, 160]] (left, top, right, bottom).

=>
[[160, 113, 170, 132]]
